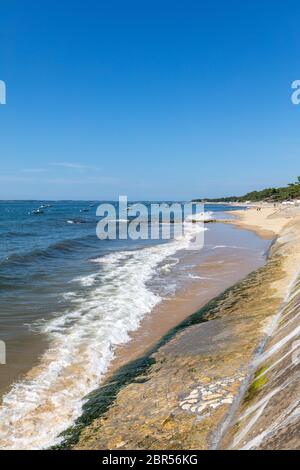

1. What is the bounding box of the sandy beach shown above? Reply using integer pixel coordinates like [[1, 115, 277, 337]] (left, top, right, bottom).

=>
[[226, 204, 300, 237], [228, 205, 300, 296]]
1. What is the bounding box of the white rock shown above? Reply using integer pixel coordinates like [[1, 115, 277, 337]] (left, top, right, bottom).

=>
[[197, 404, 207, 414], [182, 403, 191, 410], [206, 393, 222, 399], [222, 398, 233, 404], [209, 403, 220, 409]]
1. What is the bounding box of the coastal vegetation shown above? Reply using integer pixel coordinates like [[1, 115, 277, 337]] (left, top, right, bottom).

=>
[[194, 177, 300, 203], [243, 367, 268, 403]]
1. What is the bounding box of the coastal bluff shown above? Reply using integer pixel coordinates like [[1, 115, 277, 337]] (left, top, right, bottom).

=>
[[59, 207, 300, 450]]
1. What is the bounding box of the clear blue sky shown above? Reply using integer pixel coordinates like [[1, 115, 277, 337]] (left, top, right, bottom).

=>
[[0, 0, 300, 200]]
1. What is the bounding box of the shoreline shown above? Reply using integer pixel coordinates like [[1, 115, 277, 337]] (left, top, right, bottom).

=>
[[68, 205, 300, 450], [2, 205, 300, 449]]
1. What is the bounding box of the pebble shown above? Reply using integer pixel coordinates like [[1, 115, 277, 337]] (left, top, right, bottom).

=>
[[202, 395, 214, 401], [205, 393, 222, 400], [197, 404, 207, 414], [222, 398, 233, 404], [200, 399, 219, 405], [182, 404, 191, 410]]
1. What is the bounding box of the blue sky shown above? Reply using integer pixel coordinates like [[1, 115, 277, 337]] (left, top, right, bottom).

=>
[[0, 0, 300, 200]]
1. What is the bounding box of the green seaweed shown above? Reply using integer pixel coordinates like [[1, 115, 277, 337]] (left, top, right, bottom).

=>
[[243, 367, 268, 403]]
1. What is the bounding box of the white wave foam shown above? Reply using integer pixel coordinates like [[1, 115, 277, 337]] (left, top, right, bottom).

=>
[[0, 223, 205, 449], [186, 211, 214, 222], [211, 245, 251, 251], [72, 274, 97, 287], [158, 258, 179, 274], [187, 274, 212, 280]]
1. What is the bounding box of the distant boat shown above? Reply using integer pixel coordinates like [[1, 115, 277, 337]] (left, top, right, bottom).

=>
[[80, 208, 89, 213], [32, 209, 44, 215], [67, 219, 84, 224]]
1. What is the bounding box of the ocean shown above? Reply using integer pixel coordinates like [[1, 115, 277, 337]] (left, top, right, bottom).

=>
[[0, 201, 269, 449]]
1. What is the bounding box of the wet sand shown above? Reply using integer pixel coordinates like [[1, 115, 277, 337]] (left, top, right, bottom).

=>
[[0, 333, 49, 398]]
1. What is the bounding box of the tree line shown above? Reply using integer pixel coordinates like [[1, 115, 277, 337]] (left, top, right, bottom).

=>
[[194, 177, 300, 203]]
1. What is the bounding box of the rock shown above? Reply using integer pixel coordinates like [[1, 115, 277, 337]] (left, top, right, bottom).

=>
[[182, 403, 191, 410], [209, 403, 220, 409], [221, 398, 233, 404], [204, 393, 222, 400], [197, 404, 207, 414]]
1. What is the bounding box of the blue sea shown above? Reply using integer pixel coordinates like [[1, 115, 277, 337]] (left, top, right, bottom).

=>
[[0, 201, 266, 449]]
